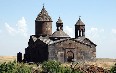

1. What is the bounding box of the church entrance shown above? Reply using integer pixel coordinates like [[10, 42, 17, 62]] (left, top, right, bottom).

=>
[[66, 50, 74, 62]]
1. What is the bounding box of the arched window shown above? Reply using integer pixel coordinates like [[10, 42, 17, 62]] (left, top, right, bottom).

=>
[[78, 30, 79, 36], [67, 50, 74, 62]]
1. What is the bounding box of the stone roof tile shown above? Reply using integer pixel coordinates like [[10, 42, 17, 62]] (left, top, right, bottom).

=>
[[75, 18, 85, 25], [36, 6, 52, 21], [50, 30, 70, 38]]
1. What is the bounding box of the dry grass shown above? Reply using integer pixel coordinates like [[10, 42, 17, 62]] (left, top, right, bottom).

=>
[[0, 56, 16, 63], [92, 58, 116, 69], [85, 61, 115, 70], [63, 58, 116, 70]]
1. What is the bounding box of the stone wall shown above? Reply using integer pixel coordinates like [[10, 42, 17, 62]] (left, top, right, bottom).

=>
[[48, 39, 96, 63], [24, 36, 48, 63], [35, 21, 52, 36]]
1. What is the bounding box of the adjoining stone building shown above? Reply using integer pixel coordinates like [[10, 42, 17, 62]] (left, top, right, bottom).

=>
[[17, 6, 96, 63]]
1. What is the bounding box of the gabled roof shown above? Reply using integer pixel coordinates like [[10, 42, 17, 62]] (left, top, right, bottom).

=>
[[75, 18, 85, 26], [84, 38, 97, 46], [36, 6, 52, 21], [31, 35, 53, 45], [75, 37, 97, 46], [49, 37, 96, 47], [31, 35, 96, 47], [50, 30, 70, 38]]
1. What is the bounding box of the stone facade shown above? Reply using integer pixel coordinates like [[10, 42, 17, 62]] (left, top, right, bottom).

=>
[[17, 6, 97, 63], [48, 38, 96, 63]]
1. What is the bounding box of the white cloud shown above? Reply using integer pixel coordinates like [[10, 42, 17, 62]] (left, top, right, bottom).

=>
[[111, 29, 116, 34], [86, 28, 98, 39], [5, 23, 17, 36], [17, 17, 28, 37], [86, 27, 104, 39], [64, 26, 74, 38], [5, 17, 28, 37], [85, 27, 105, 46], [63, 26, 105, 39]]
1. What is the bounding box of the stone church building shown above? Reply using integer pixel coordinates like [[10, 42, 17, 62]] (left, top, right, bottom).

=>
[[17, 6, 96, 63]]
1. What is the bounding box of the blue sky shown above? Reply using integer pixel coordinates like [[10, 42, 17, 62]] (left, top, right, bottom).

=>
[[0, 0, 116, 58]]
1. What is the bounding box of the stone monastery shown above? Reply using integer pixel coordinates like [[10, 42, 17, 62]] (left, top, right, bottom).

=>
[[17, 6, 97, 63]]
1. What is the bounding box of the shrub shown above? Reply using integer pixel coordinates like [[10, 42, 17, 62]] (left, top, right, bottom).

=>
[[0, 60, 83, 73], [110, 63, 116, 73], [0, 61, 32, 73], [42, 60, 61, 73], [42, 60, 82, 73]]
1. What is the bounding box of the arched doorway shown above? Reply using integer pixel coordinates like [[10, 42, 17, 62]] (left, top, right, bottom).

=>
[[66, 50, 74, 62]]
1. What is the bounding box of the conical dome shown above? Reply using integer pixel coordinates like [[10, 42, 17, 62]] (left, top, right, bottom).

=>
[[51, 17, 70, 38], [56, 17, 63, 31], [56, 17, 63, 24], [36, 6, 52, 21], [51, 30, 70, 38], [75, 18, 85, 25]]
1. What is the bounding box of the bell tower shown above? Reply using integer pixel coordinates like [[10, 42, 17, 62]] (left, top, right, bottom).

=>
[[35, 5, 52, 36], [56, 17, 63, 31], [75, 17, 85, 38]]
